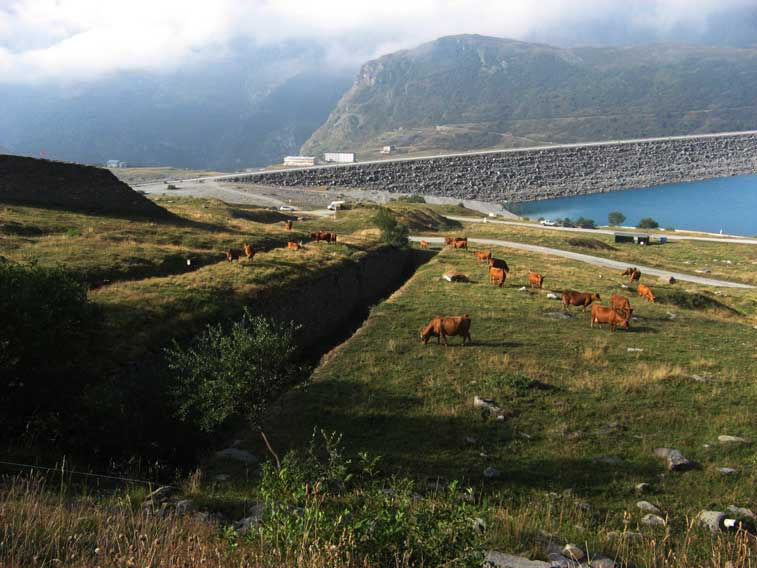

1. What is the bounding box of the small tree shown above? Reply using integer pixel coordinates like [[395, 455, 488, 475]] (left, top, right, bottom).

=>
[[575, 217, 596, 229], [373, 207, 409, 247], [608, 211, 626, 226], [637, 217, 659, 229], [166, 310, 303, 432]]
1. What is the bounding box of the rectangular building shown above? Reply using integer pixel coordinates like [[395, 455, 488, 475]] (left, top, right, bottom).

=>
[[283, 156, 316, 167], [323, 152, 356, 164]]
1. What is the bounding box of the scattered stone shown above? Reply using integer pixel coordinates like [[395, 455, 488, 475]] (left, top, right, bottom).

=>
[[483, 467, 501, 479], [545, 311, 573, 320], [546, 292, 559, 299], [691, 374, 712, 383], [519, 432, 532, 439], [654, 448, 695, 471], [547, 553, 581, 568], [627, 347, 643, 352], [562, 543, 585, 561], [641, 514, 666, 527], [636, 501, 661, 514], [443, 271, 469, 283], [143, 486, 175, 505], [518, 286, 529, 293], [698, 510, 726, 533], [215, 447, 258, 464], [474, 396, 501, 413], [590, 558, 618, 568], [718, 467, 738, 476], [234, 503, 266, 534], [175, 499, 194, 515], [483, 551, 552, 568], [666, 312, 677, 320], [718, 435, 749, 445], [727, 506, 755, 520], [635, 482, 651, 494], [464, 436, 478, 445]]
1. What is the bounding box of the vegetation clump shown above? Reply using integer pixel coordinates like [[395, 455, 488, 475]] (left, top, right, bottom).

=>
[[607, 211, 626, 225], [373, 207, 409, 247], [637, 217, 660, 229], [166, 309, 304, 433]]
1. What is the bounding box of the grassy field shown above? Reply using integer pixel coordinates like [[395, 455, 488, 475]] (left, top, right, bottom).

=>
[[109, 166, 228, 184], [424, 220, 757, 286], [244, 245, 756, 564]]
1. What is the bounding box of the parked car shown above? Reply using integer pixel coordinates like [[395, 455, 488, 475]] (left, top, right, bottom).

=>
[[541, 219, 557, 226], [279, 205, 296, 211]]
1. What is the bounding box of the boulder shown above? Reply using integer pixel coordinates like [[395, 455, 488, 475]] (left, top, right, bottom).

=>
[[443, 271, 469, 283], [175, 499, 194, 515], [697, 510, 726, 533], [562, 543, 585, 561], [718, 435, 749, 445], [474, 396, 501, 413], [483, 467, 501, 479], [635, 482, 651, 494], [636, 501, 661, 514], [641, 514, 666, 527], [718, 467, 738, 476], [215, 447, 258, 464], [546, 293, 559, 299], [483, 551, 553, 568], [234, 503, 267, 534], [654, 448, 695, 471], [727, 505, 755, 520]]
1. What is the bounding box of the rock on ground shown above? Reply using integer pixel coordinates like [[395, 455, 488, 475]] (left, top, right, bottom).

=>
[[636, 501, 661, 514], [698, 510, 726, 533], [641, 514, 666, 527], [654, 447, 695, 471], [483, 551, 553, 567], [718, 435, 749, 444]]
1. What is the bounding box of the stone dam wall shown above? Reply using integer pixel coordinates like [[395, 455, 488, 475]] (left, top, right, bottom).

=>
[[228, 132, 757, 203]]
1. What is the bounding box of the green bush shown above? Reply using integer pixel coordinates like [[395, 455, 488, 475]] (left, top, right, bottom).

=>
[[637, 217, 659, 229], [575, 217, 596, 229], [373, 207, 409, 247], [255, 430, 484, 566], [0, 262, 98, 433], [165, 310, 304, 432], [393, 194, 426, 204], [607, 211, 626, 225]]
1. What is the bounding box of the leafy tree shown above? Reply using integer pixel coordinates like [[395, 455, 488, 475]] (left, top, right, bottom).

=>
[[637, 217, 660, 229], [575, 217, 596, 229], [608, 211, 626, 225], [373, 207, 409, 247], [165, 310, 303, 432]]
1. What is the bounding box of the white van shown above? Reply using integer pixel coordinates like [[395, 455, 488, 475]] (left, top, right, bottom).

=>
[[327, 200, 346, 211]]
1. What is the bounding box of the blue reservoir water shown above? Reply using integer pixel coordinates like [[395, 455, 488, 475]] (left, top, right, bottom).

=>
[[508, 174, 757, 237]]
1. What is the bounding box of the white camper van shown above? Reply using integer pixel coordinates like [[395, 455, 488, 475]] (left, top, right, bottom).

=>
[[327, 200, 346, 211]]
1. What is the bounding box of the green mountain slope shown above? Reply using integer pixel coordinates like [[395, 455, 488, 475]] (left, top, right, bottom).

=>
[[301, 35, 757, 158]]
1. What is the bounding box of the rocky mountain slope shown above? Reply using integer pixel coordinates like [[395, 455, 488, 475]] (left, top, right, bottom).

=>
[[302, 35, 757, 158]]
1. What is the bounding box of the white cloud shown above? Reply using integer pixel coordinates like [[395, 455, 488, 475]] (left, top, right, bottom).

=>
[[0, 0, 753, 84]]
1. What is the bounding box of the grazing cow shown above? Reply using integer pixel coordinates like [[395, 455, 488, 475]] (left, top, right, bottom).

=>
[[528, 271, 544, 289], [473, 250, 492, 263], [489, 267, 506, 288], [444, 236, 454, 246], [621, 267, 642, 282], [590, 305, 630, 331], [243, 243, 256, 261], [328, 232, 337, 243], [226, 248, 242, 262], [637, 283, 656, 303], [452, 239, 468, 249], [284, 220, 293, 231], [610, 293, 633, 318], [562, 290, 601, 311], [420, 315, 472, 346], [419, 240, 429, 249], [488, 258, 510, 273], [309, 231, 320, 241], [287, 241, 301, 250]]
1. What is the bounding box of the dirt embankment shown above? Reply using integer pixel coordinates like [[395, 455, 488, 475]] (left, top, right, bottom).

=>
[[0, 155, 169, 218]]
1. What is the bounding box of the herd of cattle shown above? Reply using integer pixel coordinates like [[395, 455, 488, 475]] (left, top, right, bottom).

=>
[[225, 220, 338, 262], [421, 237, 661, 345]]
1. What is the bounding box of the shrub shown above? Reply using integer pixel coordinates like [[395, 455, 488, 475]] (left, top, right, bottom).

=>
[[373, 207, 409, 247], [0, 263, 97, 431], [607, 211, 626, 225], [575, 217, 596, 229], [394, 194, 426, 204], [165, 310, 304, 432], [637, 217, 659, 229], [256, 430, 484, 566]]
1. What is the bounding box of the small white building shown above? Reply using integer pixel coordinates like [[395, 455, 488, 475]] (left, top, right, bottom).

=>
[[283, 156, 316, 167], [106, 159, 127, 168], [380, 145, 396, 155], [323, 152, 356, 164]]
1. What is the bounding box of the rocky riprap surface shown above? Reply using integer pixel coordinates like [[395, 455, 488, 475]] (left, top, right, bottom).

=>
[[227, 132, 757, 203]]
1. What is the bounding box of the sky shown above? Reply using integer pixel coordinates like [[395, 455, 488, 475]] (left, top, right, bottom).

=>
[[1, 0, 755, 84]]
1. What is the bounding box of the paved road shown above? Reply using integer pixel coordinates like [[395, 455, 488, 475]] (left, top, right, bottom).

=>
[[444, 216, 757, 245], [410, 236, 755, 289]]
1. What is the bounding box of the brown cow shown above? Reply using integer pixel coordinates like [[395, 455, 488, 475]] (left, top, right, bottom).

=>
[[637, 283, 656, 303], [420, 315, 472, 346], [284, 220, 293, 231], [287, 241, 301, 250], [452, 239, 468, 249], [473, 250, 492, 263], [226, 248, 242, 262], [610, 293, 633, 318], [622, 267, 641, 282], [562, 290, 601, 311], [309, 231, 321, 241], [328, 232, 337, 243], [444, 236, 454, 246], [590, 305, 630, 331], [243, 243, 256, 261], [489, 258, 510, 273], [528, 271, 544, 289], [419, 240, 429, 249], [489, 267, 506, 288]]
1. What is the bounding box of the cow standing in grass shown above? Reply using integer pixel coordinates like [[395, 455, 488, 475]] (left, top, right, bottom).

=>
[[243, 243, 256, 261], [226, 249, 242, 262], [489, 258, 510, 273], [473, 250, 492, 263], [637, 283, 656, 303], [622, 267, 641, 282], [610, 293, 633, 318], [489, 267, 506, 288], [287, 241, 301, 250], [591, 305, 630, 331], [528, 271, 544, 289], [420, 315, 472, 346], [419, 240, 429, 249], [562, 290, 601, 311]]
